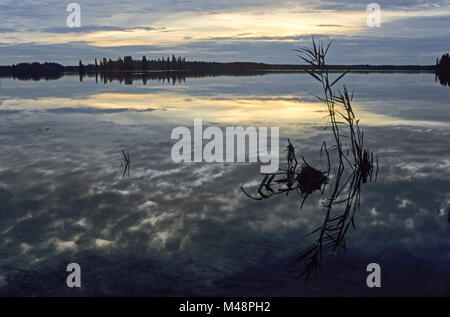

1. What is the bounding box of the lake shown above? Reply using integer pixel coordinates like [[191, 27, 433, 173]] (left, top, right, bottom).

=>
[[0, 72, 449, 296]]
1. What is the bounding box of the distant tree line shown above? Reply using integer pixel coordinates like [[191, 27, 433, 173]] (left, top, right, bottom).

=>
[[0, 54, 446, 84], [0, 62, 64, 80], [74, 56, 439, 75], [72, 55, 276, 74], [76, 55, 188, 73]]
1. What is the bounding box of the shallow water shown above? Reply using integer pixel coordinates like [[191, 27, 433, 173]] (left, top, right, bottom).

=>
[[0, 72, 449, 296]]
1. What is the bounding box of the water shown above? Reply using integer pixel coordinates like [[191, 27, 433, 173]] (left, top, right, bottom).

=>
[[0, 72, 449, 296]]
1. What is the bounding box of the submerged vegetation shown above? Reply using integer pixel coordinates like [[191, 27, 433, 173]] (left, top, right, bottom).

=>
[[242, 39, 378, 279]]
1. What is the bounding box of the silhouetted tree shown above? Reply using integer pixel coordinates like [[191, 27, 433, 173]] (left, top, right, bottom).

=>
[[124, 56, 132, 69], [142, 56, 148, 70], [78, 60, 85, 74], [436, 53, 450, 86]]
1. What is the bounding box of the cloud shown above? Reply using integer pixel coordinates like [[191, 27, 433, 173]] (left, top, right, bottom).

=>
[[0, 109, 23, 115], [0, 1, 449, 65], [312, 0, 450, 11], [0, 26, 16, 33], [40, 25, 158, 34], [315, 24, 344, 27], [44, 107, 157, 114], [0, 116, 449, 295]]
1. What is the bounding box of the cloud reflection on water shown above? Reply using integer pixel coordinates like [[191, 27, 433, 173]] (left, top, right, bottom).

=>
[[0, 73, 449, 296]]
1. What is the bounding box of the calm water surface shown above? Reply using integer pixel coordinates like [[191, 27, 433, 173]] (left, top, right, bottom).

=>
[[0, 73, 449, 296]]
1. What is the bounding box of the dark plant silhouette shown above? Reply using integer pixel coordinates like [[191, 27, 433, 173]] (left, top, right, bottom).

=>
[[241, 139, 330, 209], [121, 150, 131, 178], [241, 38, 378, 279]]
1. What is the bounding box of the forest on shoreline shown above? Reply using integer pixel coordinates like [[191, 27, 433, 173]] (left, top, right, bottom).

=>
[[0, 54, 447, 84]]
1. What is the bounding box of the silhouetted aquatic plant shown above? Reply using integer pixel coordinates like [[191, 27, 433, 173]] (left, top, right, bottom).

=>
[[121, 150, 130, 178], [241, 138, 330, 211], [241, 38, 378, 279]]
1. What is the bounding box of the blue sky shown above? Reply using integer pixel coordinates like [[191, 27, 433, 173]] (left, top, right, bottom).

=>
[[0, 0, 449, 65]]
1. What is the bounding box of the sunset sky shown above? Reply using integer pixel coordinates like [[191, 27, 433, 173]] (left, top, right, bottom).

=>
[[0, 0, 449, 65]]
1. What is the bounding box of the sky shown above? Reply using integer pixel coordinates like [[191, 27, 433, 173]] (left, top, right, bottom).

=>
[[0, 0, 449, 65]]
